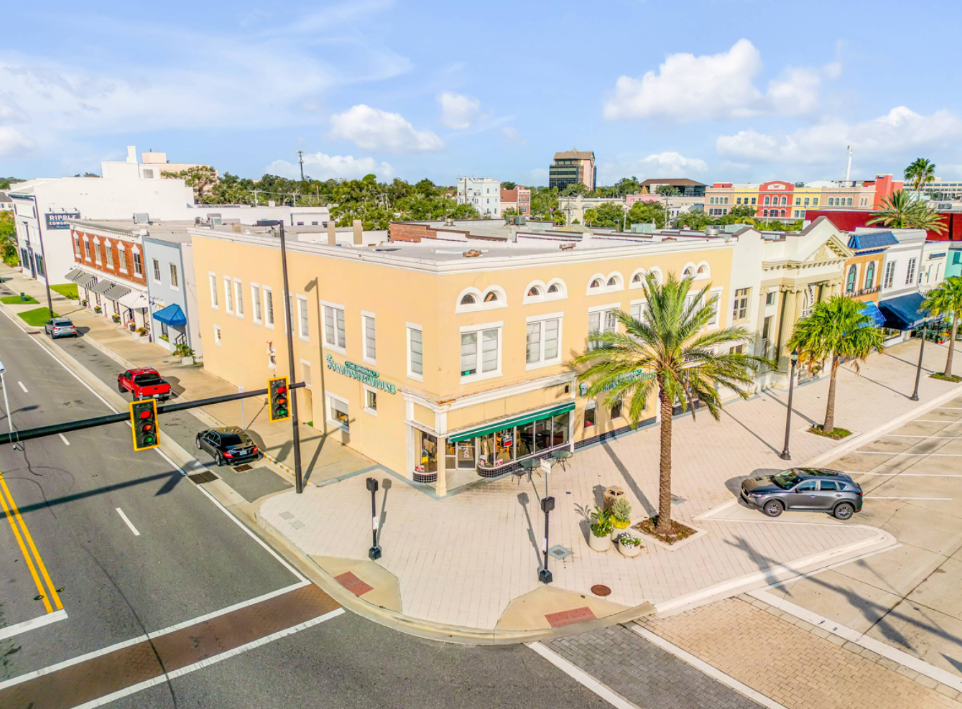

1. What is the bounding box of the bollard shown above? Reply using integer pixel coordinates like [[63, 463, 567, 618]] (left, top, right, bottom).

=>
[[366, 477, 381, 560]]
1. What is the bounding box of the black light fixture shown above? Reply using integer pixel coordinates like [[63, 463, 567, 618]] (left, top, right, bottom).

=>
[[911, 322, 928, 402], [779, 347, 799, 461], [367, 477, 382, 560]]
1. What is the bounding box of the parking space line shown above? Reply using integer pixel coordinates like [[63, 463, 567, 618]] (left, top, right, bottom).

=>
[[854, 472, 962, 477], [115, 508, 140, 536], [0, 473, 62, 611], [867, 496, 952, 501], [857, 451, 962, 456], [58, 433, 70, 445], [17, 381, 27, 393], [882, 434, 961, 439]]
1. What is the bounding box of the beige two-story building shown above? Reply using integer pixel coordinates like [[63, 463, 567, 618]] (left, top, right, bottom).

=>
[[189, 225, 737, 494]]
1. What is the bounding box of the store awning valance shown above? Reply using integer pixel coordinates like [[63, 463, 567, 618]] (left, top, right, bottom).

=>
[[878, 292, 929, 331], [103, 283, 132, 301], [448, 401, 575, 444], [64, 267, 84, 282], [77, 273, 97, 288], [152, 303, 187, 326], [118, 291, 148, 310], [89, 279, 116, 295], [860, 301, 886, 328]]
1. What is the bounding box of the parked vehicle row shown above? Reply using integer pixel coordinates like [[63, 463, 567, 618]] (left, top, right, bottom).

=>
[[741, 467, 863, 520]]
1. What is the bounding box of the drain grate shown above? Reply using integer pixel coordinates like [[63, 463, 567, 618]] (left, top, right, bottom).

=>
[[590, 584, 612, 597], [232, 464, 253, 472], [188, 471, 219, 484], [547, 545, 572, 561]]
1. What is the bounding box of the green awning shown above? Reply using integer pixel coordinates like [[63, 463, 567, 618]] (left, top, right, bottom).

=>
[[448, 401, 575, 443]]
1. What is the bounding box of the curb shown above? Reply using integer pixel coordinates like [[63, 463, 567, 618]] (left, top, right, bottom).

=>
[[252, 499, 656, 646]]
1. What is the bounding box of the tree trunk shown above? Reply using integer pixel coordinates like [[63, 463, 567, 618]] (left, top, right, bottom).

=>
[[946, 317, 958, 378], [655, 383, 674, 535], [823, 356, 839, 433]]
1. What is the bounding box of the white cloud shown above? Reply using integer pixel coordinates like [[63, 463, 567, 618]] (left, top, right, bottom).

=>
[[604, 39, 839, 122], [716, 106, 962, 166], [329, 104, 444, 153], [0, 126, 34, 156], [501, 126, 527, 145], [437, 92, 481, 130], [266, 152, 394, 180], [527, 167, 549, 184], [598, 151, 708, 184]]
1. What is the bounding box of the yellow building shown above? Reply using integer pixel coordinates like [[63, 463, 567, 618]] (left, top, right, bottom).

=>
[[189, 226, 736, 494], [790, 186, 823, 219]]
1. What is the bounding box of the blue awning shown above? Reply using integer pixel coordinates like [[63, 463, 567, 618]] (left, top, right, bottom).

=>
[[152, 303, 187, 327], [878, 292, 928, 331], [860, 301, 886, 328]]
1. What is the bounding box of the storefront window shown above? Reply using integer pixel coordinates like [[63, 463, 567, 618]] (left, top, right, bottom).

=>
[[551, 412, 570, 446], [446, 439, 475, 469], [415, 430, 437, 474], [534, 418, 551, 451], [495, 428, 514, 465], [518, 422, 535, 457], [584, 405, 596, 429]]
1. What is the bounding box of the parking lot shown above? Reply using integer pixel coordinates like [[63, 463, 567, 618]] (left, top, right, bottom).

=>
[[759, 394, 962, 682]]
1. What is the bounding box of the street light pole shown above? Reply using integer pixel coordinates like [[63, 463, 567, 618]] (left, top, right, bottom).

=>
[[911, 321, 928, 402], [0, 363, 22, 451], [779, 348, 799, 461]]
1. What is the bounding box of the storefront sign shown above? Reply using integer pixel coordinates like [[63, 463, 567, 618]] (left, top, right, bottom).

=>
[[325, 355, 396, 394], [45, 212, 81, 229], [929, 252, 946, 260], [579, 368, 654, 397]]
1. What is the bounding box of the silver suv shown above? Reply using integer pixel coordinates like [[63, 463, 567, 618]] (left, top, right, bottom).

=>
[[740, 468, 863, 520]]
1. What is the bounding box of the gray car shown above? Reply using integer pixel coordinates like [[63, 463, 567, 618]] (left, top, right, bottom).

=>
[[740, 468, 863, 520]]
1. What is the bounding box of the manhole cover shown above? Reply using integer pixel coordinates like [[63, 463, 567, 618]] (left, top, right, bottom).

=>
[[548, 545, 571, 561], [232, 464, 253, 472], [188, 471, 219, 484], [591, 584, 612, 597]]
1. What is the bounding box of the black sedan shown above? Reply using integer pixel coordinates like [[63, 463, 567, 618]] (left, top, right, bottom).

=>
[[195, 426, 260, 466], [741, 468, 863, 520]]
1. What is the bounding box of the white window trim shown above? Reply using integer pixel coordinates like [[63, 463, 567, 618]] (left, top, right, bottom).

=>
[[208, 272, 219, 309], [706, 287, 724, 329], [169, 263, 180, 291], [406, 321, 423, 382], [326, 392, 350, 432], [263, 285, 275, 329], [363, 385, 378, 416], [233, 278, 244, 319], [629, 268, 648, 290], [223, 276, 233, 315], [299, 358, 312, 389], [296, 294, 310, 342], [524, 313, 564, 371], [320, 299, 347, 354], [455, 286, 508, 313], [459, 320, 503, 383], [213, 324, 222, 346], [630, 297, 648, 323], [152, 258, 161, 284], [117, 243, 127, 273], [251, 282, 262, 324], [587, 301, 621, 314], [132, 249, 143, 277], [361, 310, 377, 365]]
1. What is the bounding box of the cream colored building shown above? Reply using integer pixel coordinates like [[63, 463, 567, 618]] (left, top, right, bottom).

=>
[[189, 226, 736, 494]]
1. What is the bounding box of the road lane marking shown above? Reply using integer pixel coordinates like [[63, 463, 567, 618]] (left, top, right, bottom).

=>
[[0, 471, 61, 612], [867, 496, 952, 501], [528, 642, 644, 709], [58, 433, 70, 445], [854, 472, 962, 477], [0, 609, 68, 642], [115, 508, 140, 536], [17, 380, 27, 393]]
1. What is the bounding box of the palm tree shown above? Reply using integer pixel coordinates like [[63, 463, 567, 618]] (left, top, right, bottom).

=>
[[574, 273, 763, 536], [905, 158, 936, 192], [923, 276, 962, 379], [787, 296, 886, 435], [867, 190, 947, 235]]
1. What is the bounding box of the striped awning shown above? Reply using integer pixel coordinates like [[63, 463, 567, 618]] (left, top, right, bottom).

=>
[[76, 272, 98, 288], [448, 401, 576, 443], [64, 267, 84, 282], [103, 283, 132, 301], [89, 279, 115, 295]]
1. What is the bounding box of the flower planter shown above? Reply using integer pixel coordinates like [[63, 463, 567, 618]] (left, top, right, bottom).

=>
[[613, 518, 631, 529], [617, 541, 642, 557], [181, 356, 194, 366], [588, 533, 611, 552]]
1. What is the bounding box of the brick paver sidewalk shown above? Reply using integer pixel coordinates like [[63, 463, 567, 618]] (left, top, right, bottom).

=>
[[640, 597, 962, 709]]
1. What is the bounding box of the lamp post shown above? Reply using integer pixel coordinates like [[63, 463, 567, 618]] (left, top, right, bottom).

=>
[[911, 321, 928, 402], [779, 348, 799, 461], [539, 495, 554, 584], [0, 362, 22, 451], [366, 477, 381, 560]]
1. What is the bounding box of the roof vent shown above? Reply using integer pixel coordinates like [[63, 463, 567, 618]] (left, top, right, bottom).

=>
[[207, 214, 223, 226], [133, 213, 150, 224], [560, 243, 576, 251], [443, 216, 455, 226], [704, 225, 720, 236]]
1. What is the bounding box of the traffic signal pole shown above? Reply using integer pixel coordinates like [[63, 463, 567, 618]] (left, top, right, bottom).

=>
[[277, 222, 304, 494]]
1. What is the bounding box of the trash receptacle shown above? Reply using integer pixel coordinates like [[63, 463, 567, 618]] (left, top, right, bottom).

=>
[[604, 486, 625, 511]]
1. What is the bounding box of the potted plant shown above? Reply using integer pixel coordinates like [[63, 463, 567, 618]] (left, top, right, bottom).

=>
[[616, 531, 644, 557], [94, 305, 102, 314], [588, 506, 614, 552], [137, 326, 147, 337], [111, 314, 121, 323], [612, 497, 632, 529], [128, 322, 136, 332], [174, 343, 195, 365]]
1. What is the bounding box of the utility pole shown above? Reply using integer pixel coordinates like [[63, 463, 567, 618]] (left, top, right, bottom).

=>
[[297, 150, 305, 182]]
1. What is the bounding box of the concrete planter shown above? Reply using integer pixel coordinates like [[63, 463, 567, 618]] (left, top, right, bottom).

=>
[[181, 356, 194, 366], [617, 541, 642, 558], [588, 532, 611, 552], [613, 518, 631, 529]]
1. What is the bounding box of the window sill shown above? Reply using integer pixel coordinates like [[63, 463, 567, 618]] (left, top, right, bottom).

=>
[[327, 418, 350, 433], [460, 369, 502, 384], [298, 335, 310, 342], [265, 323, 275, 330], [324, 343, 347, 355], [525, 359, 562, 372], [235, 313, 244, 319], [364, 407, 378, 417], [407, 371, 424, 382], [363, 357, 377, 367], [253, 318, 262, 325]]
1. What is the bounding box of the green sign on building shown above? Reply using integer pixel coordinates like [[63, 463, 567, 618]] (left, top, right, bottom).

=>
[[325, 355, 397, 394]]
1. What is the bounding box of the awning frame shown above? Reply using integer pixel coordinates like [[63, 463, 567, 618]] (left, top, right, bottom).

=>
[[448, 401, 575, 443], [89, 279, 116, 295], [152, 303, 188, 327]]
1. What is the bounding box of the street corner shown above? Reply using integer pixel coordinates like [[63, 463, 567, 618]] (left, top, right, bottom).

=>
[[495, 585, 653, 635], [314, 555, 403, 613]]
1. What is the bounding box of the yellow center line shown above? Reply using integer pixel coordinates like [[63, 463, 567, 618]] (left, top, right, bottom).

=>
[[0, 476, 52, 613], [0, 472, 62, 611]]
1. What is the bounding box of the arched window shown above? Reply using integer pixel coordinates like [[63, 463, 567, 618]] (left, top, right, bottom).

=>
[[780, 210, 786, 217], [865, 262, 876, 289], [483, 291, 499, 303], [683, 266, 694, 278], [631, 271, 645, 284], [606, 276, 620, 288], [589, 278, 603, 289], [547, 283, 561, 294], [846, 265, 857, 293], [696, 263, 709, 278], [527, 285, 542, 298], [781, 196, 787, 206], [764, 196, 770, 205], [460, 293, 477, 306]]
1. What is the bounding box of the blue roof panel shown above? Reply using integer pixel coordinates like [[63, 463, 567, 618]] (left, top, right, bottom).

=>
[[848, 231, 899, 250]]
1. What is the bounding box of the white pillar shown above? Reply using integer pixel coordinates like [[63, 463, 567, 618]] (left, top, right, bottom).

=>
[[436, 436, 447, 496]]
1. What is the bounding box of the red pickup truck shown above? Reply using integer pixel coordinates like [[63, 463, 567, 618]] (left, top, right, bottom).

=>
[[117, 368, 172, 401]]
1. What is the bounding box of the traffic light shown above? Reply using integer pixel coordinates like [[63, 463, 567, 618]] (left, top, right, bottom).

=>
[[130, 399, 159, 451], [268, 376, 290, 422]]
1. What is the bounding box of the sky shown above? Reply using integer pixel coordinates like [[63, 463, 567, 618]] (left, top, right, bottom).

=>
[[3, 0, 962, 187]]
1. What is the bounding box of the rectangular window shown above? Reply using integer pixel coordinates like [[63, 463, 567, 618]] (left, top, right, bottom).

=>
[[133, 252, 143, 276], [363, 314, 376, 362], [706, 290, 721, 327], [247, 284, 259, 322], [328, 395, 349, 431], [584, 404, 596, 429], [906, 258, 916, 285], [365, 388, 377, 414], [766, 290, 777, 306], [323, 304, 346, 349], [588, 309, 617, 349], [105, 245, 114, 268], [610, 399, 623, 420], [84, 239, 92, 260], [813, 198, 818, 206], [152, 259, 161, 282], [169, 263, 179, 289], [297, 295, 309, 340], [209, 273, 218, 308], [461, 328, 499, 377], [224, 277, 233, 314], [118, 247, 127, 273], [526, 317, 561, 366], [408, 325, 423, 378], [94, 242, 102, 265], [732, 288, 749, 320], [73, 235, 81, 256], [143, 169, 154, 179], [234, 279, 244, 317], [762, 315, 773, 341], [264, 287, 274, 327], [884, 262, 895, 289], [630, 300, 647, 323], [213, 325, 222, 346]]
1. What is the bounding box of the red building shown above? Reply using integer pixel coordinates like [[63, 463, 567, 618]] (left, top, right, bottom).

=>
[[500, 185, 531, 216], [758, 181, 794, 219], [804, 209, 962, 241]]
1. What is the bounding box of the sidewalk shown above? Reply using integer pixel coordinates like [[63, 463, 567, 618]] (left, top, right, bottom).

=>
[[0, 265, 374, 486]]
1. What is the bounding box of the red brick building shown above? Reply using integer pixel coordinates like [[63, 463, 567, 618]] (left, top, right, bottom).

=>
[[500, 185, 531, 216]]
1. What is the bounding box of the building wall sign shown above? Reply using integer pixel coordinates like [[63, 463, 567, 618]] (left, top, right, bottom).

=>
[[579, 368, 653, 397], [45, 212, 81, 229], [326, 355, 397, 394]]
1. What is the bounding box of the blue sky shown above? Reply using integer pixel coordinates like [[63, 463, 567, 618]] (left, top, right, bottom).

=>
[[3, 0, 962, 187]]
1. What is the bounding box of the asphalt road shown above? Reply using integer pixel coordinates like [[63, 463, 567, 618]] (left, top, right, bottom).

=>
[[0, 306, 611, 708]]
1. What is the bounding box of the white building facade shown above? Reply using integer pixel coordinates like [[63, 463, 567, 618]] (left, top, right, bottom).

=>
[[457, 177, 501, 217]]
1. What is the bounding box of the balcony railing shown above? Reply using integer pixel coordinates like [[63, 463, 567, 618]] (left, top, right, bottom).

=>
[[846, 285, 879, 297]]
